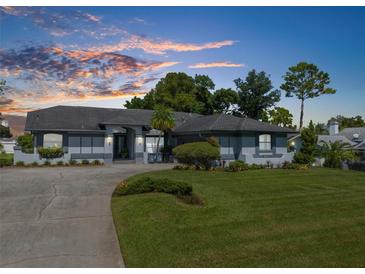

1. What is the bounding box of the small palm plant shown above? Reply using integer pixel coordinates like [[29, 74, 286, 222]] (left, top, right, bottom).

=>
[[151, 105, 175, 161], [317, 140, 356, 168]]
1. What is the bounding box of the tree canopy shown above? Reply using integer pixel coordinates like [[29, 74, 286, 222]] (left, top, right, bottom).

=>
[[124, 70, 281, 119], [281, 62, 336, 129], [234, 70, 281, 120], [211, 88, 238, 114], [124, 72, 215, 114], [266, 107, 294, 128], [328, 115, 365, 130], [308, 120, 329, 135]]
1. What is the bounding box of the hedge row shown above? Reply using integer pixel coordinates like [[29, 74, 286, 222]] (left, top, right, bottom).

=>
[[114, 177, 192, 197], [0, 158, 13, 167], [38, 147, 64, 159], [11, 159, 103, 167]]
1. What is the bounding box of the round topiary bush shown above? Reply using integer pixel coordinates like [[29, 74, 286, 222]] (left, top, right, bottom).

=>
[[173, 141, 220, 170]]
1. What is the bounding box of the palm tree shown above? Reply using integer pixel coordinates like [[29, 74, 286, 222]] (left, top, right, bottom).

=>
[[317, 140, 356, 168], [151, 105, 175, 162]]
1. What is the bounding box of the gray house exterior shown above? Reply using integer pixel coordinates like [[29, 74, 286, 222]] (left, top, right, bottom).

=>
[[14, 105, 295, 165], [289, 121, 365, 164]]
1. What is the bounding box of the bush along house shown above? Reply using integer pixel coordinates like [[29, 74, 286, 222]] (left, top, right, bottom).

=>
[[14, 105, 296, 165]]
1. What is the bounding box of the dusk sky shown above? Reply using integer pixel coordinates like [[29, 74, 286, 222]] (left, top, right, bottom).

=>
[[0, 6, 364, 126]]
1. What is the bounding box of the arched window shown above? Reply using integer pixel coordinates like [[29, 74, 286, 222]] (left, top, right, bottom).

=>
[[43, 134, 63, 148], [259, 134, 271, 151]]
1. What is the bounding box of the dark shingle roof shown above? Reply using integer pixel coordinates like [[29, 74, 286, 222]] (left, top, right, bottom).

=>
[[317, 135, 357, 146], [25, 105, 200, 131], [339, 127, 365, 142], [25, 105, 295, 134], [173, 113, 295, 133]]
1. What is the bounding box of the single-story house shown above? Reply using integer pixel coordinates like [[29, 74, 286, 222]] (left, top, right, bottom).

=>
[[14, 105, 296, 165], [289, 121, 365, 162]]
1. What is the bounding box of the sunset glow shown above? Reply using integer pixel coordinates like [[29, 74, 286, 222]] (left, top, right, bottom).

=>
[[0, 6, 364, 124]]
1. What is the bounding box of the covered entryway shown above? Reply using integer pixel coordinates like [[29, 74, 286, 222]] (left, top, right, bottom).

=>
[[113, 134, 129, 160]]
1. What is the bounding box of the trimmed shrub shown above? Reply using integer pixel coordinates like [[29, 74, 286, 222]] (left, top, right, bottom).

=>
[[226, 160, 248, 172], [294, 151, 315, 165], [282, 162, 309, 170], [31, 161, 38, 167], [173, 141, 220, 170], [15, 161, 25, 166], [248, 163, 266, 170], [0, 158, 13, 167], [92, 159, 102, 165], [44, 160, 51, 166], [69, 159, 77, 165], [114, 177, 192, 197], [17, 133, 34, 154], [38, 147, 64, 159], [56, 160, 64, 166], [173, 165, 185, 170], [81, 159, 90, 165], [294, 128, 317, 164], [207, 136, 219, 147]]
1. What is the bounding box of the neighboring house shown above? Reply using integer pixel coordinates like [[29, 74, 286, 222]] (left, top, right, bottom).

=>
[[289, 121, 365, 161], [14, 105, 296, 165], [0, 138, 16, 154]]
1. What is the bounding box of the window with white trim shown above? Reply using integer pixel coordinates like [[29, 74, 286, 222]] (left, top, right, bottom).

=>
[[259, 134, 271, 151], [43, 133, 63, 148], [145, 137, 164, 153]]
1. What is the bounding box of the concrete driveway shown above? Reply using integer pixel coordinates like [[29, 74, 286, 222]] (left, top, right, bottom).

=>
[[0, 164, 171, 267]]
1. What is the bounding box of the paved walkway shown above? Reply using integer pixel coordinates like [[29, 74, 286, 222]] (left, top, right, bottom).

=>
[[0, 164, 172, 267]]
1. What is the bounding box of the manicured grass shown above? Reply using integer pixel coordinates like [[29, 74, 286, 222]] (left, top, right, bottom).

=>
[[111, 168, 365, 267]]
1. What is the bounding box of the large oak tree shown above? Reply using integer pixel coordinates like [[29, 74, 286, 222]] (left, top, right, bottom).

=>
[[234, 70, 281, 120], [124, 72, 216, 114]]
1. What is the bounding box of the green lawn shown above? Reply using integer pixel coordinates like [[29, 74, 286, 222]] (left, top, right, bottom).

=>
[[111, 168, 365, 267]]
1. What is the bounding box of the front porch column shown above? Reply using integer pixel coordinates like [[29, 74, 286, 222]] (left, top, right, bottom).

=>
[[104, 134, 113, 164], [133, 127, 144, 164]]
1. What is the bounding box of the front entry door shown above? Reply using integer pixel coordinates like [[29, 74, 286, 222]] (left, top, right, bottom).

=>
[[114, 134, 129, 159]]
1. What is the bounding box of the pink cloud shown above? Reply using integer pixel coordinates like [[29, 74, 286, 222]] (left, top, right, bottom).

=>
[[90, 35, 236, 55], [189, 61, 244, 69]]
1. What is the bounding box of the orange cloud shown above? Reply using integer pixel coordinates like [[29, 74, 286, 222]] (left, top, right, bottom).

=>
[[0, 87, 148, 115], [90, 35, 236, 55], [0, 45, 179, 115], [189, 61, 244, 69]]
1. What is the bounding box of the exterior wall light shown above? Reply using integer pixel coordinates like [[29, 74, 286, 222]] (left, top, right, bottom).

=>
[[107, 136, 113, 146], [137, 136, 143, 145]]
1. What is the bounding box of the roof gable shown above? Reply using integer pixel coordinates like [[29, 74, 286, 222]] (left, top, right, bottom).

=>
[[339, 127, 365, 142]]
